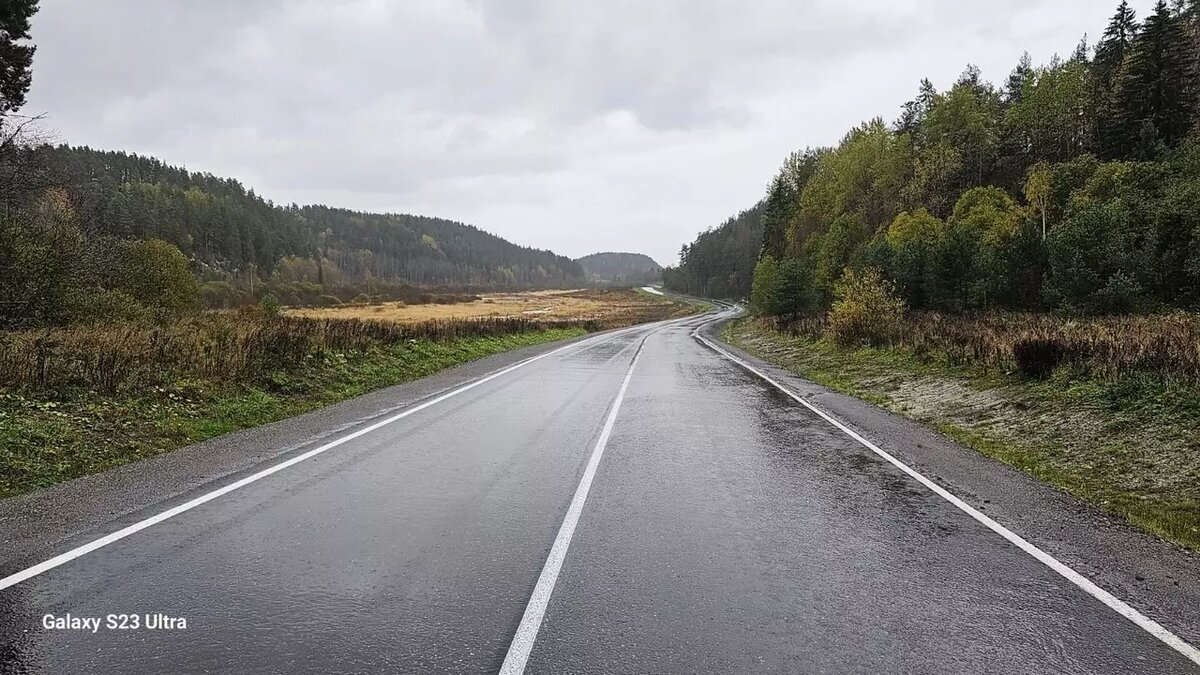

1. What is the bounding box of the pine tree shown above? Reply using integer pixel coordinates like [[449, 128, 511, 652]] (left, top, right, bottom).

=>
[[897, 78, 938, 144], [1117, 1, 1194, 157], [1094, 1, 1140, 158], [1004, 52, 1034, 106], [1071, 35, 1091, 64], [1176, 0, 1200, 133], [0, 0, 37, 115]]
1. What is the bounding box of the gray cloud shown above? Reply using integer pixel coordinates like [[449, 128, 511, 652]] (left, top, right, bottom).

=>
[[23, 0, 1154, 265]]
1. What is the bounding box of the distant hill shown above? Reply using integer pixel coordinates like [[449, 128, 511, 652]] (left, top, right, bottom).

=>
[[30, 144, 587, 289], [575, 252, 663, 284]]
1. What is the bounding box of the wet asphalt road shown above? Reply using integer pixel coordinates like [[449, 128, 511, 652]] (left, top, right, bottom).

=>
[[1, 310, 1197, 673]]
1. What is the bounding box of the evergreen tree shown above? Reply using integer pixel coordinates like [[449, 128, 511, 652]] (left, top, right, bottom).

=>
[[897, 78, 938, 145], [0, 0, 37, 115], [1004, 52, 1034, 106], [1093, 1, 1140, 158], [1175, 0, 1200, 133], [760, 149, 821, 260], [1071, 35, 1091, 64], [1116, 1, 1194, 157]]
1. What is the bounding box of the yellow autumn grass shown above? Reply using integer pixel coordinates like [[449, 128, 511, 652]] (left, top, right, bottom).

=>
[[287, 288, 681, 324]]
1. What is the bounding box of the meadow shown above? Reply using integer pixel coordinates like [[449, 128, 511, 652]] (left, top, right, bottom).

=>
[[0, 289, 693, 497], [287, 288, 683, 325]]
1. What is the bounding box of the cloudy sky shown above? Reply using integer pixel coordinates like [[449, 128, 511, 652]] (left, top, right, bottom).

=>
[[23, 0, 1153, 266]]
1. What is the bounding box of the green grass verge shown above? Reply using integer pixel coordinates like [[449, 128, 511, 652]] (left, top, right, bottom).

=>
[[722, 318, 1200, 552], [0, 328, 584, 498]]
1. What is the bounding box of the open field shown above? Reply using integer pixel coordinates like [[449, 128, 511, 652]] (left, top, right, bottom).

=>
[[723, 316, 1200, 551], [0, 290, 695, 497], [287, 288, 688, 325]]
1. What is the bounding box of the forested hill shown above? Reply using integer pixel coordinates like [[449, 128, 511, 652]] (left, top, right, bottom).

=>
[[667, 0, 1200, 314], [33, 144, 586, 288], [575, 252, 662, 283], [663, 202, 764, 299]]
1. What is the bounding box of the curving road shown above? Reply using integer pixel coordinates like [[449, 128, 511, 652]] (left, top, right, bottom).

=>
[[1, 308, 1198, 673]]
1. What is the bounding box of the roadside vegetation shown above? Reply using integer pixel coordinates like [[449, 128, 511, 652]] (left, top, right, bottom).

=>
[[0, 286, 693, 498], [288, 288, 684, 324], [665, 1, 1200, 549], [0, 318, 585, 498], [724, 313, 1200, 551]]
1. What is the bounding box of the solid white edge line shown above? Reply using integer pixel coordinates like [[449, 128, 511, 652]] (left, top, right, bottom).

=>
[[0, 319, 675, 593], [693, 326, 1200, 667], [498, 340, 647, 675]]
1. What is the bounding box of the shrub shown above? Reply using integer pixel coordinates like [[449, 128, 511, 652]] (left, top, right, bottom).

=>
[[826, 267, 906, 347], [59, 287, 149, 324], [751, 255, 782, 315], [1012, 338, 1066, 379], [109, 239, 200, 313], [1045, 204, 1153, 313], [751, 255, 818, 318], [259, 293, 283, 316], [1094, 271, 1149, 314], [199, 281, 244, 309]]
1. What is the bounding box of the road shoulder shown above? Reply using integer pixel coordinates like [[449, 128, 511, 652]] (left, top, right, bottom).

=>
[[702, 315, 1200, 648]]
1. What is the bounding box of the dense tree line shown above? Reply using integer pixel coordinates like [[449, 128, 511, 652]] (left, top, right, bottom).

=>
[[1, 143, 589, 325], [576, 252, 662, 285], [663, 202, 764, 298], [35, 144, 585, 285], [669, 1, 1200, 316]]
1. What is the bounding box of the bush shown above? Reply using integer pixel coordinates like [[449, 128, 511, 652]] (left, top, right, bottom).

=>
[[1045, 204, 1153, 313], [1012, 338, 1066, 379], [751, 255, 818, 318], [108, 239, 200, 313], [826, 267, 906, 347], [199, 281, 244, 309], [751, 255, 782, 315], [59, 287, 149, 324], [259, 293, 282, 316], [1094, 271, 1150, 314]]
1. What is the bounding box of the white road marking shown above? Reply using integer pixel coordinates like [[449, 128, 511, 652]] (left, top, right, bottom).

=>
[[0, 320, 672, 592], [694, 324, 1200, 667], [499, 339, 647, 675]]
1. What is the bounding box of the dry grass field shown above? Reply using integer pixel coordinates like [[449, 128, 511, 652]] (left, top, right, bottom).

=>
[[287, 288, 686, 325]]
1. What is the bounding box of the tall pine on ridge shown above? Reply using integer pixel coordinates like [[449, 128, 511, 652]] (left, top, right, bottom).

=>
[[1116, 1, 1193, 158], [1094, 1, 1140, 159]]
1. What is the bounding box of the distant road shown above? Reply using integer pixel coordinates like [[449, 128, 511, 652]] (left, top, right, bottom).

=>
[[640, 285, 664, 295], [1, 308, 1198, 673]]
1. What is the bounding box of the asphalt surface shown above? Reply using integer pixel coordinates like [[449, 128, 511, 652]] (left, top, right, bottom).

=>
[[1, 308, 1198, 673]]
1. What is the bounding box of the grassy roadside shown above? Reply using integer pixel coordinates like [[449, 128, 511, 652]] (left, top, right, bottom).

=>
[[0, 328, 583, 498], [722, 317, 1200, 552]]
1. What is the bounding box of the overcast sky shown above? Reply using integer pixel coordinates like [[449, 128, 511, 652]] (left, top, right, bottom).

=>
[[23, 0, 1154, 266]]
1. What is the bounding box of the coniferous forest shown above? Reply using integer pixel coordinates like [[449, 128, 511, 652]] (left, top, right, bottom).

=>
[[1, 143, 587, 326], [667, 1, 1200, 317]]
